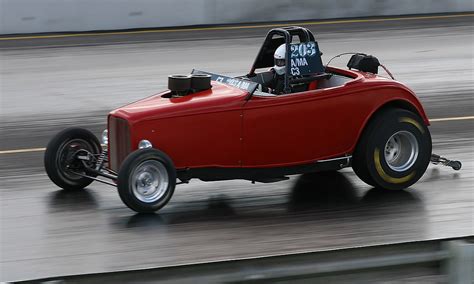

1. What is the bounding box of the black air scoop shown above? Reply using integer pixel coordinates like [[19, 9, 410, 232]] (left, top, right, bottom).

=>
[[168, 74, 212, 97], [347, 53, 380, 74]]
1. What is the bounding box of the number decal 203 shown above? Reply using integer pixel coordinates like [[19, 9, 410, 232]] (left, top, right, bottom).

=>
[[290, 42, 317, 58]]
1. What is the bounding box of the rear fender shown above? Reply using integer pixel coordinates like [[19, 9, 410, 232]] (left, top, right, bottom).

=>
[[352, 96, 430, 155]]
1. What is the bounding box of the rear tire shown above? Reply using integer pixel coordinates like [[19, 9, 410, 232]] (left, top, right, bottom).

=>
[[352, 108, 431, 190], [117, 149, 176, 213], [44, 127, 101, 190]]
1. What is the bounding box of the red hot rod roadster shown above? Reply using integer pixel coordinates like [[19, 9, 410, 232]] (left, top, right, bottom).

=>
[[44, 26, 461, 213]]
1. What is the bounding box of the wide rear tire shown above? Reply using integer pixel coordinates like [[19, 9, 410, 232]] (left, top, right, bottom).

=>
[[117, 149, 176, 213], [352, 108, 431, 190], [44, 127, 101, 190]]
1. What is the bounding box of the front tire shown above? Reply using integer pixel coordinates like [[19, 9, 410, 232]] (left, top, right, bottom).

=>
[[44, 127, 101, 190], [352, 108, 432, 190], [117, 149, 176, 213]]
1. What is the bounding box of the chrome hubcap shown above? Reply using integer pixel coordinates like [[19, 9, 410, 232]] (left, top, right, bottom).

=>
[[384, 131, 419, 172], [132, 160, 169, 203]]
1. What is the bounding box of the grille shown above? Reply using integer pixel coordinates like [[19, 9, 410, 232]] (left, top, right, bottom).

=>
[[108, 115, 131, 172]]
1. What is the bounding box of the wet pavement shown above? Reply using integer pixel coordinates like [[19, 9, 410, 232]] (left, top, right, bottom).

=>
[[0, 16, 473, 281]]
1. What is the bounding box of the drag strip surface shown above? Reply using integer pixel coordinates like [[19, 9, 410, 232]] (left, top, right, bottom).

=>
[[1, 16, 473, 282]]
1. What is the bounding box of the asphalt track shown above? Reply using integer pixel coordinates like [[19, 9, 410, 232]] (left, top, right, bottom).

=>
[[0, 14, 473, 282]]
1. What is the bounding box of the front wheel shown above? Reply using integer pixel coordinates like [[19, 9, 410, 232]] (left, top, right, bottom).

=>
[[117, 149, 176, 213], [44, 127, 101, 190], [352, 108, 432, 190]]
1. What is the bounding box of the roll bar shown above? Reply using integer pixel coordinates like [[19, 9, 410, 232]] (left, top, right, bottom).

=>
[[249, 26, 316, 94]]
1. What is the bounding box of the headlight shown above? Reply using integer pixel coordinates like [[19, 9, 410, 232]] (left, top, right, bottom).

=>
[[101, 129, 108, 145], [138, 140, 152, 149]]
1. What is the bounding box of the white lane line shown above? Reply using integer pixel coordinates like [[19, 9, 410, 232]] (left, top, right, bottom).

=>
[[430, 116, 474, 122], [0, 147, 46, 154], [0, 116, 472, 155]]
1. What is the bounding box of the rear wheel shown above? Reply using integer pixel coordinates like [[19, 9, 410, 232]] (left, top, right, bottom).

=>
[[44, 127, 101, 190], [352, 108, 431, 190], [117, 149, 176, 213]]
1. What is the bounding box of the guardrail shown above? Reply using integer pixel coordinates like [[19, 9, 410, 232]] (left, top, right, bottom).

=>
[[1, 0, 473, 34], [17, 237, 473, 284]]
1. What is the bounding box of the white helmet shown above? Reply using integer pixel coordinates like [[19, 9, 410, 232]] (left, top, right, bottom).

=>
[[273, 44, 286, 75]]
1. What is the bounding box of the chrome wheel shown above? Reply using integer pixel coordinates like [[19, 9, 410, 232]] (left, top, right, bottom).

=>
[[131, 160, 169, 203], [384, 131, 419, 172]]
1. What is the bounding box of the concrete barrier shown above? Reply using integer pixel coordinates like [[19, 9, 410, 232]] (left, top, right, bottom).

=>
[[14, 238, 474, 283], [0, 0, 473, 34]]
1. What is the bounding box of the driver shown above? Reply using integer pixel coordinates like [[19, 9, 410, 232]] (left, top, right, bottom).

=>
[[268, 44, 286, 94]]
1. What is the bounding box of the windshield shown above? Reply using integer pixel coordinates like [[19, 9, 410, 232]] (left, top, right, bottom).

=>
[[192, 69, 259, 94]]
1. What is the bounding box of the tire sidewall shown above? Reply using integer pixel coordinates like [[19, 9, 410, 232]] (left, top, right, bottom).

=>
[[117, 149, 176, 213]]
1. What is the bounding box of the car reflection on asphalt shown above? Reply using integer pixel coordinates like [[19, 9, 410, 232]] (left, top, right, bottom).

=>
[[111, 171, 423, 229]]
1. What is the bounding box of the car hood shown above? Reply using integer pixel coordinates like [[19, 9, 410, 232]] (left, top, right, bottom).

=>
[[110, 82, 248, 123]]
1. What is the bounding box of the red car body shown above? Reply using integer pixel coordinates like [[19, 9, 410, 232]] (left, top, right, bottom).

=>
[[108, 66, 428, 176], [45, 26, 445, 213]]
